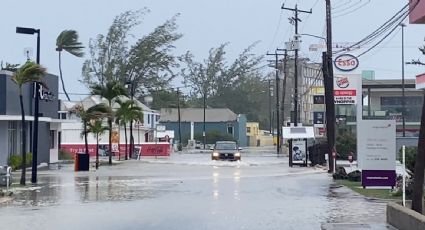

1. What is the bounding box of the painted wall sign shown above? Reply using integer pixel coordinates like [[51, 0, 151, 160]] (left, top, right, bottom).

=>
[[334, 54, 359, 72]]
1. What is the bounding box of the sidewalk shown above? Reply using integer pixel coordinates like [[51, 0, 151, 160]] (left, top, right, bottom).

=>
[[321, 223, 397, 230]]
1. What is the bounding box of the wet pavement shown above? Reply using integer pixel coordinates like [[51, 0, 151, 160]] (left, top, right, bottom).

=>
[[0, 148, 392, 230]]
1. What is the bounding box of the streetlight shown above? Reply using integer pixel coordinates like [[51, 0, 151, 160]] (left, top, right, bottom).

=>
[[16, 26, 40, 184], [401, 23, 406, 137], [176, 88, 182, 151]]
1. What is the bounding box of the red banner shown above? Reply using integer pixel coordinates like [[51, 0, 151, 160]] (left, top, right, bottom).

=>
[[334, 90, 356, 96]]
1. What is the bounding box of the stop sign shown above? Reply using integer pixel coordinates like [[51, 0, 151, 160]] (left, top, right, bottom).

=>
[[332, 148, 336, 159]]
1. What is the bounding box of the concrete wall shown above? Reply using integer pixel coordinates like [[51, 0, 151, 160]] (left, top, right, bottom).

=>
[[0, 121, 8, 165], [0, 73, 59, 118], [387, 202, 425, 230], [162, 119, 247, 146]]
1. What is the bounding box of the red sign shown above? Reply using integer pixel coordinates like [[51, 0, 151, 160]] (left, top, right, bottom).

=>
[[141, 143, 171, 156], [332, 148, 336, 159], [334, 90, 356, 96]]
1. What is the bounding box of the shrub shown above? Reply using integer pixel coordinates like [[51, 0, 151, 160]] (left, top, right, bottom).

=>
[[194, 130, 236, 144], [59, 149, 74, 160], [398, 146, 416, 173], [8, 152, 32, 170], [336, 131, 356, 160]]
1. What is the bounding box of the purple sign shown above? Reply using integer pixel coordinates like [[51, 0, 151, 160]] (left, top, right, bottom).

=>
[[362, 170, 396, 187]]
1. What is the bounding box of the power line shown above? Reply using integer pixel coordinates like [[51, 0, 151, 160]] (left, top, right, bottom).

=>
[[333, 0, 370, 18], [333, 3, 410, 55]]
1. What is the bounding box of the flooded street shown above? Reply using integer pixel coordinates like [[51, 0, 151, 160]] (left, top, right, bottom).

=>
[[0, 151, 389, 230]]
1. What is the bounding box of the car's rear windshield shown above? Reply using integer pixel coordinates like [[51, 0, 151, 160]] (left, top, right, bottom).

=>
[[215, 143, 237, 150]]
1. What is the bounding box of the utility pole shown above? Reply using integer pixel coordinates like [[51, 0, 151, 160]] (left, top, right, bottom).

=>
[[282, 4, 312, 127], [277, 48, 288, 129], [401, 23, 406, 137], [268, 79, 273, 135], [203, 91, 206, 149], [324, 0, 336, 173], [177, 88, 182, 151], [267, 50, 285, 155]]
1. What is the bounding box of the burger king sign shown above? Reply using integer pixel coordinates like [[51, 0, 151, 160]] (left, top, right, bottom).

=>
[[334, 74, 360, 104]]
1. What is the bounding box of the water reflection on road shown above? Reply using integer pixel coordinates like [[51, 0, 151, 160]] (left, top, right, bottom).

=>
[[0, 155, 389, 230]]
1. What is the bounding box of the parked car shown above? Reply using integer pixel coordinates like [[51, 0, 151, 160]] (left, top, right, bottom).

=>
[[211, 141, 242, 161]]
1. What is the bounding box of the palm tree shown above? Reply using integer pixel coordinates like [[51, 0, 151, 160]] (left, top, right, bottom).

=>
[[11, 61, 46, 185], [91, 81, 127, 165], [56, 30, 84, 101], [74, 103, 108, 159], [86, 120, 108, 169], [115, 99, 143, 160]]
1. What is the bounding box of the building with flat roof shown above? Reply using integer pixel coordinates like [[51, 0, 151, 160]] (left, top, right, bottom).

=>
[[0, 70, 61, 165]]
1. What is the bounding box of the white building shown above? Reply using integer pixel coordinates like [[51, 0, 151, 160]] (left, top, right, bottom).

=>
[[59, 95, 160, 155]]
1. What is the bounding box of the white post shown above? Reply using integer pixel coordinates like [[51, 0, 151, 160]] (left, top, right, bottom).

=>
[[402, 145, 406, 207], [190, 122, 194, 140], [6, 166, 11, 191]]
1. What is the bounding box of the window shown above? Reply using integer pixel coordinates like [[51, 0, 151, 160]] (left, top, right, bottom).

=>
[[246, 127, 251, 134], [49, 130, 56, 149], [381, 96, 423, 122], [147, 114, 151, 124], [227, 124, 234, 135], [8, 121, 17, 157]]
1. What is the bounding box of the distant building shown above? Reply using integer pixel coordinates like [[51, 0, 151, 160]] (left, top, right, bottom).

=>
[[159, 108, 247, 147], [0, 70, 61, 165], [281, 58, 323, 125], [59, 95, 160, 155], [246, 122, 273, 147]]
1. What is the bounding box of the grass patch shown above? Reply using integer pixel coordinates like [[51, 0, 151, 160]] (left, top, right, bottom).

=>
[[335, 179, 401, 200]]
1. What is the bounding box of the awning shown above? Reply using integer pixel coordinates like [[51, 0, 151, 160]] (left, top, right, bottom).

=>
[[282, 126, 315, 139]]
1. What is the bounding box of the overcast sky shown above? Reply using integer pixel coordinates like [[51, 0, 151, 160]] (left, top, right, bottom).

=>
[[1, 0, 425, 100]]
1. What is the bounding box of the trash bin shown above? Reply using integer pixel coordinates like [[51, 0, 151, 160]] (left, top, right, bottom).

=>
[[74, 152, 90, 171], [0, 166, 12, 186]]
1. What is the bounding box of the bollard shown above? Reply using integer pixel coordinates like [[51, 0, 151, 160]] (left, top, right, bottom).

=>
[[6, 166, 11, 191]]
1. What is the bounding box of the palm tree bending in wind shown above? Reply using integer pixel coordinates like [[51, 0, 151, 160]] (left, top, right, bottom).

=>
[[11, 61, 46, 185], [91, 81, 127, 165], [56, 30, 84, 101]]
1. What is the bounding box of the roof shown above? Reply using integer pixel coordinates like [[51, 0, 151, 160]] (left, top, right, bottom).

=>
[[282, 126, 315, 139], [61, 95, 156, 113], [362, 79, 416, 89], [160, 108, 238, 122]]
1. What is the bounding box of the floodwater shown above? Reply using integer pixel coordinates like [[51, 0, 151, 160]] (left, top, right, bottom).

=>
[[0, 149, 388, 230]]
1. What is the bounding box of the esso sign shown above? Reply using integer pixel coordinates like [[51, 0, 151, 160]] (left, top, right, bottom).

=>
[[334, 54, 359, 72]]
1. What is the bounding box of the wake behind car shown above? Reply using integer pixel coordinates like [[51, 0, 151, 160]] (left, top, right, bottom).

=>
[[211, 141, 242, 161]]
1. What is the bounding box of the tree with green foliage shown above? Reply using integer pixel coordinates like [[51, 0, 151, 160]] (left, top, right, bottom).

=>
[[90, 81, 127, 165], [181, 43, 268, 127], [149, 89, 188, 110], [115, 98, 143, 160], [11, 61, 46, 185], [56, 30, 84, 101], [82, 9, 182, 95], [412, 43, 425, 213], [86, 120, 108, 169]]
